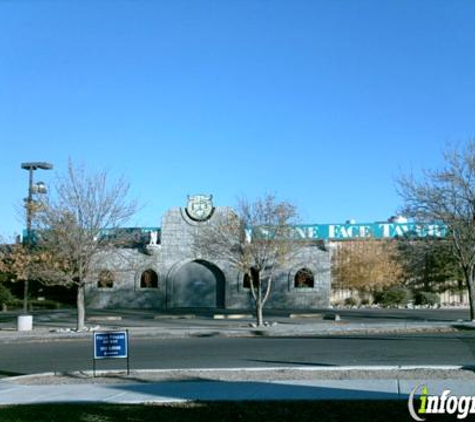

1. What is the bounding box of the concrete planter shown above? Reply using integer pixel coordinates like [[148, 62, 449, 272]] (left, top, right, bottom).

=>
[[17, 315, 33, 331]]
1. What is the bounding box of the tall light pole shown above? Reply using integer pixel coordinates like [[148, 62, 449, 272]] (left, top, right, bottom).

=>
[[21, 162, 53, 313]]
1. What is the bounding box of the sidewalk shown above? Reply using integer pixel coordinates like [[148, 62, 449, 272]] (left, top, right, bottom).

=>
[[1, 368, 475, 405]]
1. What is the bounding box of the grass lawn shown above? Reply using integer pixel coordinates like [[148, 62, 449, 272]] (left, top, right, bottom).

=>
[[0, 401, 460, 422]]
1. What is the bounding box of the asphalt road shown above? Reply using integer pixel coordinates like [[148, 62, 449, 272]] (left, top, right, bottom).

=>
[[1, 333, 474, 377]]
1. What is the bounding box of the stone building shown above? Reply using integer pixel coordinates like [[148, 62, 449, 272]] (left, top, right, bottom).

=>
[[86, 195, 332, 310]]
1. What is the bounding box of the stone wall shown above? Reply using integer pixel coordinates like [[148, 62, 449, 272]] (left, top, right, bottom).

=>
[[86, 204, 331, 310]]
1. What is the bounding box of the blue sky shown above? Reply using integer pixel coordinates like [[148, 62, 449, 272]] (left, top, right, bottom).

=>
[[1, 0, 474, 238]]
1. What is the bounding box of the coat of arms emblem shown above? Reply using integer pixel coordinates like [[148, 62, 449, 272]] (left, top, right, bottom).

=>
[[186, 194, 214, 221]]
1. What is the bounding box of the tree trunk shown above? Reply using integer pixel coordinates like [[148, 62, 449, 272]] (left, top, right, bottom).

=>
[[255, 297, 264, 327], [23, 279, 29, 314], [466, 272, 475, 322], [458, 279, 465, 304], [255, 280, 264, 327], [76, 283, 86, 331]]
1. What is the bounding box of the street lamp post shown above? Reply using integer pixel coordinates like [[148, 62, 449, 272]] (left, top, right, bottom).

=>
[[21, 162, 53, 314]]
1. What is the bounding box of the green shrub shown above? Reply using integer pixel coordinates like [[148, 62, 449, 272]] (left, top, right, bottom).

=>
[[30, 299, 62, 310], [0, 283, 15, 306], [375, 287, 412, 307], [344, 296, 359, 307], [414, 291, 440, 307]]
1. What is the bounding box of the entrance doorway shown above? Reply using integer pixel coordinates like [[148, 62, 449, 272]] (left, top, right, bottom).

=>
[[171, 260, 225, 308]]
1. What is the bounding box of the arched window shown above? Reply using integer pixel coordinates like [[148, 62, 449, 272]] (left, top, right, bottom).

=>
[[97, 270, 114, 288], [140, 269, 159, 288], [243, 267, 259, 289], [294, 268, 315, 288]]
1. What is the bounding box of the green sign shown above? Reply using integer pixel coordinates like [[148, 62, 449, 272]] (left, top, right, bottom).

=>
[[98, 227, 160, 247], [25, 222, 447, 245], [289, 222, 448, 240], [24, 227, 161, 247], [250, 222, 448, 241]]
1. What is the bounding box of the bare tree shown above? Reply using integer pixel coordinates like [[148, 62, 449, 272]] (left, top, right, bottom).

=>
[[398, 140, 475, 320], [34, 161, 138, 330], [195, 194, 301, 326]]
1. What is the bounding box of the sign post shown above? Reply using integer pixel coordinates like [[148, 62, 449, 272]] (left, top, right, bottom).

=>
[[93, 330, 130, 376]]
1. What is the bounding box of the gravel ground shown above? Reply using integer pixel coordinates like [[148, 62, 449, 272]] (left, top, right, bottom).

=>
[[8, 367, 475, 385]]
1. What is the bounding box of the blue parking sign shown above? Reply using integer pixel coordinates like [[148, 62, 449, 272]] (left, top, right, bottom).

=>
[[94, 331, 128, 359]]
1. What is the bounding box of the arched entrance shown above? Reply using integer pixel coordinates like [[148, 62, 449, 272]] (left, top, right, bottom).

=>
[[170, 260, 225, 308]]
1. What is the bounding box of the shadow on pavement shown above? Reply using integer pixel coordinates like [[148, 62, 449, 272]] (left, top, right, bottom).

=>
[[246, 359, 335, 367], [0, 369, 26, 377], [108, 379, 400, 401]]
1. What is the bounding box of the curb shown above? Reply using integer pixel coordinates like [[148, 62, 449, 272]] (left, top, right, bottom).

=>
[[0, 322, 468, 343], [5, 364, 475, 383]]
